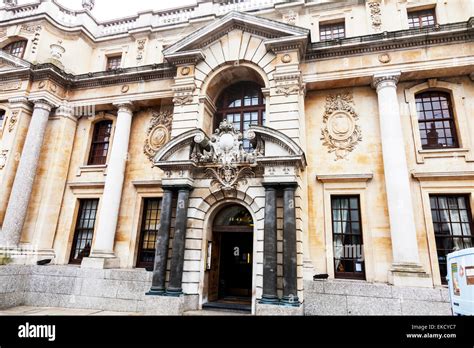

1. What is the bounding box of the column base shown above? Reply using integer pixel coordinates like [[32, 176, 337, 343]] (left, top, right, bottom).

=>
[[280, 295, 301, 307], [146, 288, 166, 296], [81, 256, 120, 269], [388, 263, 432, 288], [259, 295, 280, 305], [165, 288, 183, 297]]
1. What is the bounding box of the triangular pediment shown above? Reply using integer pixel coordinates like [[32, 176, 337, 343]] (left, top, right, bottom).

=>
[[163, 11, 309, 61], [0, 50, 31, 72]]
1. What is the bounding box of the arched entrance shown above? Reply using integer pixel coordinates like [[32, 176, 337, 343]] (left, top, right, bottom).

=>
[[206, 204, 254, 310]]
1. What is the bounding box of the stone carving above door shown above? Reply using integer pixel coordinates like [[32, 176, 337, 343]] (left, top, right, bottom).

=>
[[321, 93, 362, 160], [144, 110, 173, 162], [193, 120, 257, 191]]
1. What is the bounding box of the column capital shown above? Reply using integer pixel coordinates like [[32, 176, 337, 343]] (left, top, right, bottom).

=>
[[7, 97, 33, 112], [30, 99, 56, 112], [55, 104, 75, 119], [113, 101, 135, 114], [372, 71, 401, 92]]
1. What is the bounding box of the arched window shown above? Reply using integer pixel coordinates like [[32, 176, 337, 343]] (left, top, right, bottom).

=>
[[415, 91, 458, 149], [88, 120, 113, 165], [2, 40, 27, 59], [215, 81, 265, 150], [0, 109, 5, 129]]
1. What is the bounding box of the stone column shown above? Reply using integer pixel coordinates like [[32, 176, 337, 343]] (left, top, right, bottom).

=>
[[148, 188, 174, 295], [83, 102, 133, 269], [32, 105, 78, 262], [0, 100, 53, 248], [260, 185, 279, 304], [167, 187, 191, 296], [0, 98, 32, 226], [372, 73, 429, 286], [281, 185, 299, 306]]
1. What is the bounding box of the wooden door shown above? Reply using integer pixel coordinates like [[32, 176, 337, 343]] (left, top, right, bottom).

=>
[[208, 233, 221, 302]]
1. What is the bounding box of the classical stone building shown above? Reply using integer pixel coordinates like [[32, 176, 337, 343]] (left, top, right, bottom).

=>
[[0, 0, 473, 315]]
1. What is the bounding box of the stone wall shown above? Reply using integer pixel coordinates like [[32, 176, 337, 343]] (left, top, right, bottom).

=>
[[0, 265, 198, 314], [1, 265, 453, 316], [304, 280, 452, 316]]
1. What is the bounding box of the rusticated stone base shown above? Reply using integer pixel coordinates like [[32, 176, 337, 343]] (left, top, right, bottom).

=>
[[304, 279, 452, 316], [0, 265, 199, 315], [256, 302, 303, 316]]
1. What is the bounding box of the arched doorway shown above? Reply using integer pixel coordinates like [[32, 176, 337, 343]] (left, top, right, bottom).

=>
[[207, 204, 254, 309]]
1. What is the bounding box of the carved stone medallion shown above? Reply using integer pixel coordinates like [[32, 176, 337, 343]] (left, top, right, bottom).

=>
[[144, 110, 173, 162], [321, 93, 362, 160]]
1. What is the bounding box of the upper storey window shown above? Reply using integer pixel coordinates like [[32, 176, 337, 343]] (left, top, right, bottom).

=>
[[88, 120, 113, 165], [408, 8, 436, 29], [2, 40, 27, 58], [415, 91, 458, 149], [106, 55, 122, 71], [0, 109, 5, 128], [319, 21, 345, 41], [215, 82, 266, 150]]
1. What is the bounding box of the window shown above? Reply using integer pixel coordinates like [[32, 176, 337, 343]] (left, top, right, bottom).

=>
[[88, 120, 112, 165], [408, 8, 436, 29], [106, 55, 122, 70], [2, 40, 27, 58], [136, 198, 162, 271], [429, 195, 473, 284], [0, 110, 5, 128], [331, 196, 365, 279], [215, 81, 265, 150], [319, 21, 345, 41], [70, 199, 99, 264], [415, 91, 458, 149]]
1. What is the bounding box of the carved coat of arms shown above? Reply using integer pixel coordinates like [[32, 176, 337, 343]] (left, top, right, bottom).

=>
[[321, 93, 362, 160], [144, 110, 173, 162], [193, 120, 256, 191]]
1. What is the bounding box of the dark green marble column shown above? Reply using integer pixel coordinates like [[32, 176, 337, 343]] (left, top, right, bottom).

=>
[[281, 185, 300, 306], [260, 185, 279, 304], [166, 187, 191, 296], [147, 188, 174, 295]]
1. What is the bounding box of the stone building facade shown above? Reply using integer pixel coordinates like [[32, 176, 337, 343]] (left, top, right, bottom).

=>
[[0, 0, 473, 315]]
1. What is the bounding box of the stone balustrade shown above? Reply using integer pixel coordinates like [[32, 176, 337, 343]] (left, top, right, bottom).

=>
[[0, 0, 288, 38]]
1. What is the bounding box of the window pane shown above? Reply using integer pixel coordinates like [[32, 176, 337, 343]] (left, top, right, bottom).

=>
[[215, 82, 265, 151], [88, 121, 113, 165], [331, 196, 365, 279], [430, 195, 474, 284], [416, 92, 458, 149], [70, 199, 99, 264], [137, 198, 162, 270]]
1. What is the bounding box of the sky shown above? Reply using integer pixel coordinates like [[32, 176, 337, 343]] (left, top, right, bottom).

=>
[[18, 0, 197, 20]]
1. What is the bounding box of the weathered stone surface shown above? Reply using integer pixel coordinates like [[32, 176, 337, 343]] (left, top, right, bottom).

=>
[[115, 280, 150, 301], [304, 294, 348, 316], [323, 280, 393, 298], [80, 278, 119, 298], [401, 300, 452, 316], [139, 295, 183, 315], [392, 286, 443, 302], [256, 303, 303, 316], [347, 296, 402, 316]]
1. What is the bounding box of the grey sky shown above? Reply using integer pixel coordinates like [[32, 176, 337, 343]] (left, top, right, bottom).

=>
[[18, 0, 197, 20]]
